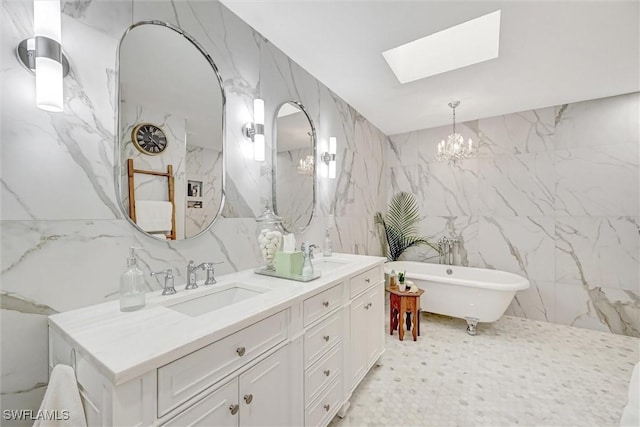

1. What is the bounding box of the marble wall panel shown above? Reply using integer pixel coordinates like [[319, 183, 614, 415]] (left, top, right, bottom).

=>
[[478, 216, 556, 282], [478, 107, 555, 155], [478, 152, 555, 216], [555, 93, 640, 149], [555, 216, 639, 291], [555, 143, 638, 217]]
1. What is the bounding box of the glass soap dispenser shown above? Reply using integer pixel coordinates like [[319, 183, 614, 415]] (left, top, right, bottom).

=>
[[256, 205, 283, 271], [120, 247, 147, 312]]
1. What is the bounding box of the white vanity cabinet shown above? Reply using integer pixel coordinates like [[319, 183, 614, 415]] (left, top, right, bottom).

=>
[[347, 266, 385, 392], [163, 344, 292, 427], [47, 254, 385, 427]]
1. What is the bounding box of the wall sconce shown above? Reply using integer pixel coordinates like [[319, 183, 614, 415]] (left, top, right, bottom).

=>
[[242, 99, 265, 161], [321, 136, 337, 179], [16, 0, 70, 112]]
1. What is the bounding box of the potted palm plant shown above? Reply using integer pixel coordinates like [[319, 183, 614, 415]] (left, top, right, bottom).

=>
[[374, 191, 438, 262]]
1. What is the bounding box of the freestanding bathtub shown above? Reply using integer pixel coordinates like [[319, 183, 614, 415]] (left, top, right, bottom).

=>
[[385, 261, 529, 335]]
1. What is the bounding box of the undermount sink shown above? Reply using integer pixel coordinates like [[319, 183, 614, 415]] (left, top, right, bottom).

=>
[[313, 257, 351, 274], [167, 283, 267, 317]]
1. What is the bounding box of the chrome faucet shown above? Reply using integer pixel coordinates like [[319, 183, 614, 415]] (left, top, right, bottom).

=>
[[201, 261, 223, 285], [437, 236, 459, 265], [187, 260, 223, 289], [186, 261, 199, 290], [151, 269, 176, 295]]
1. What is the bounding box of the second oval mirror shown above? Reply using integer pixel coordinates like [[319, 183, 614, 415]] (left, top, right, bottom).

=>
[[273, 101, 316, 233], [117, 22, 225, 240]]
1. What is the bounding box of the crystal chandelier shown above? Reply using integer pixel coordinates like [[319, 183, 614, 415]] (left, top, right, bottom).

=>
[[436, 101, 475, 165], [297, 155, 314, 176]]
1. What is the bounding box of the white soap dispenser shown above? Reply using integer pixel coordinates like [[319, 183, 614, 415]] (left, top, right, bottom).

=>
[[120, 247, 146, 312]]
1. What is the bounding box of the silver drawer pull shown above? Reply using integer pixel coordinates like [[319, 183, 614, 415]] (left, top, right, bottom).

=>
[[236, 347, 246, 356], [322, 301, 329, 307], [323, 369, 330, 377], [324, 404, 330, 412], [244, 394, 253, 404], [364, 302, 371, 310], [365, 278, 371, 283], [229, 404, 239, 415], [323, 335, 330, 342]]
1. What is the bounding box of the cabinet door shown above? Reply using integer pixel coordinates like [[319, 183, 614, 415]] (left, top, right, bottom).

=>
[[349, 290, 369, 389], [239, 346, 290, 427], [162, 378, 238, 427], [365, 283, 384, 366]]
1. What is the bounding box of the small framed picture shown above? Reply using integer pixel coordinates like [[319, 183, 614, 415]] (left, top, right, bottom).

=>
[[187, 180, 203, 198], [188, 200, 203, 209]]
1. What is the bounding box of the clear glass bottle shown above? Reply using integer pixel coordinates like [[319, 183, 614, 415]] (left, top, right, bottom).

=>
[[256, 205, 283, 271], [323, 228, 332, 257], [120, 247, 146, 312]]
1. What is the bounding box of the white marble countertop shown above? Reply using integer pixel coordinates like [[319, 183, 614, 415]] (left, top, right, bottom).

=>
[[48, 253, 385, 385]]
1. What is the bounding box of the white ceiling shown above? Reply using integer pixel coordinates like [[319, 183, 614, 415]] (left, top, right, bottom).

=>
[[221, 0, 640, 136]]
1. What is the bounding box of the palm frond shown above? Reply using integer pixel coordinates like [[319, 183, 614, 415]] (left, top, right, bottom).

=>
[[373, 192, 437, 261]]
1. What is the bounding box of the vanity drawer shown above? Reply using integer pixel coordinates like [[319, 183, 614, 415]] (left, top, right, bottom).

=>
[[349, 265, 382, 298], [304, 310, 342, 368], [303, 284, 342, 327], [305, 377, 342, 427], [161, 378, 238, 426], [305, 343, 343, 405], [157, 310, 287, 417]]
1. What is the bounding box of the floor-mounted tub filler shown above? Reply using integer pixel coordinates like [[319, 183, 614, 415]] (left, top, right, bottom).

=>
[[385, 261, 529, 335]]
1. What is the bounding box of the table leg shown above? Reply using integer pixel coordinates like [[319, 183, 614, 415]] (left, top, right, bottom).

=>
[[412, 309, 418, 341], [399, 310, 405, 341]]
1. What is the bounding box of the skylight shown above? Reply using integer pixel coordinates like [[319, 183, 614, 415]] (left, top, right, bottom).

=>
[[382, 10, 501, 84]]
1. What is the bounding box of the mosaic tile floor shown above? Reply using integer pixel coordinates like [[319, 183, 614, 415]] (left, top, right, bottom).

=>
[[330, 311, 639, 427]]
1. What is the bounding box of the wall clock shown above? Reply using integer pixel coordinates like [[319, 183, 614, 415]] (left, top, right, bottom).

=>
[[131, 123, 168, 155]]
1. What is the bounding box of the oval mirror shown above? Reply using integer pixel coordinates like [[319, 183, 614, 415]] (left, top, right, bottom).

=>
[[116, 22, 225, 240], [273, 101, 316, 233]]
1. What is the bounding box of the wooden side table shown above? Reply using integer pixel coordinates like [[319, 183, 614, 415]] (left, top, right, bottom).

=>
[[387, 286, 424, 341]]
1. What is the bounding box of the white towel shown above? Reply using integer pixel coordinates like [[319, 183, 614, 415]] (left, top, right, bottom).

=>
[[33, 364, 87, 427], [620, 362, 640, 426], [150, 233, 167, 240], [135, 200, 173, 232]]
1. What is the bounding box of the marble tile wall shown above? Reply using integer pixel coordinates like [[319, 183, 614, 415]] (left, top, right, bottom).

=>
[[1, 0, 388, 420], [388, 92, 640, 338]]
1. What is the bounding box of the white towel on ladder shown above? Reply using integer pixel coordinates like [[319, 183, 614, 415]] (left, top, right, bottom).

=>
[[33, 364, 87, 427], [135, 200, 173, 233]]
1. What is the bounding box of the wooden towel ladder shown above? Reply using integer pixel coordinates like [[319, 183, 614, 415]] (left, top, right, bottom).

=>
[[127, 158, 177, 240]]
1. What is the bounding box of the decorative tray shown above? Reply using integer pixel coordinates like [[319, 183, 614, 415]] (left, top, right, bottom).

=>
[[254, 267, 321, 282]]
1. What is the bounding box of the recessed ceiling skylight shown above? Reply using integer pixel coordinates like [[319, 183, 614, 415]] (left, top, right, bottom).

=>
[[382, 10, 501, 84]]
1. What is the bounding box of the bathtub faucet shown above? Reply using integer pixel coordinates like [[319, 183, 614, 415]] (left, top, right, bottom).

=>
[[437, 236, 459, 265]]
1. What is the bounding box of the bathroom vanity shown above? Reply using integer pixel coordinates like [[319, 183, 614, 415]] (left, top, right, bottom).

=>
[[48, 253, 385, 426]]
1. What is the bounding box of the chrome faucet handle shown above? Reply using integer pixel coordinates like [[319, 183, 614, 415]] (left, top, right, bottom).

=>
[[308, 244, 318, 260], [186, 260, 198, 290], [151, 269, 176, 295], [202, 261, 223, 285]]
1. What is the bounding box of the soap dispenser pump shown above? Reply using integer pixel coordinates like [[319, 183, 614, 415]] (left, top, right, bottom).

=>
[[120, 247, 147, 312]]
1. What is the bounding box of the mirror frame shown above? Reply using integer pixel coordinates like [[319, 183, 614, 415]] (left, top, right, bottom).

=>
[[115, 20, 226, 241], [271, 100, 317, 234]]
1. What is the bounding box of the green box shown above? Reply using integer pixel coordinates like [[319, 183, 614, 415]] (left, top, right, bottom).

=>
[[275, 251, 304, 276]]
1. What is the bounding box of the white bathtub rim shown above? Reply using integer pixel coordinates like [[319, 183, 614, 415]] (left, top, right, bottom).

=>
[[384, 261, 530, 292]]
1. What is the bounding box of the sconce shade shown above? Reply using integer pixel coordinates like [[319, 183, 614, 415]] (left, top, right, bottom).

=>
[[31, 0, 64, 112], [16, 0, 69, 112], [253, 98, 265, 161], [328, 137, 336, 179], [321, 137, 337, 179], [242, 98, 265, 161]]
